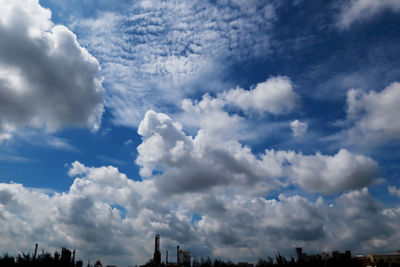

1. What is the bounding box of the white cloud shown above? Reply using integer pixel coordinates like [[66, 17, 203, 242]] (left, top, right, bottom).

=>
[[9, 128, 77, 151], [223, 76, 299, 115], [136, 110, 194, 178], [0, 91, 389, 263], [0, 133, 12, 143], [136, 110, 279, 195], [0, 153, 31, 163], [286, 149, 378, 194], [0, 1, 397, 266], [388, 185, 400, 198], [0, 164, 203, 266], [178, 76, 300, 144], [0, 171, 398, 266], [124, 139, 133, 145], [337, 0, 400, 29], [71, 0, 276, 126], [180, 94, 245, 143], [290, 120, 308, 136], [137, 110, 377, 196], [346, 82, 400, 144], [0, 0, 104, 141]]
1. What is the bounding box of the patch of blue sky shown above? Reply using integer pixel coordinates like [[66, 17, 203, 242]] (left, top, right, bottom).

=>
[[191, 213, 203, 224], [0, 110, 142, 191], [111, 204, 128, 219]]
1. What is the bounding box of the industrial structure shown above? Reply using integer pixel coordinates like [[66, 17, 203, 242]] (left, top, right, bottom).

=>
[[177, 245, 191, 267], [294, 247, 400, 266], [354, 250, 400, 267], [295, 247, 351, 265], [61, 247, 72, 264], [4, 241, 400, 267], [33, 243, 38, 260], [154, 234, 161, 267], [141, 235, 191, 267], [28, 244, 83, 267]]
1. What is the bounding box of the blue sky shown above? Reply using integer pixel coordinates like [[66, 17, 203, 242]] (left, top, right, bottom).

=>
[[1, 0, 400, 266]]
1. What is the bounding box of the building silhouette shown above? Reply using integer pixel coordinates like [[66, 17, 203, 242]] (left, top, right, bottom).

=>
[[354, 250, 400, 267], [61, 247, 72, 264], [140, 234, 192, 267]]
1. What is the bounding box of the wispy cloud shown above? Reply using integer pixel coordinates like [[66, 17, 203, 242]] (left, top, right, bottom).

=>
[[72, 0, 276, 126], [336, 0, 400, 29], [12, 128, 78, 151], [0, 153, 32, 163], [97, 155, 129, 166]]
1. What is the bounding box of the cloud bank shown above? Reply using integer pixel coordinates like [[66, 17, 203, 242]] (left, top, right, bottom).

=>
[[0, 164, 398, 266], [0, 102, 392, 266], [137, 109, 378, 195]]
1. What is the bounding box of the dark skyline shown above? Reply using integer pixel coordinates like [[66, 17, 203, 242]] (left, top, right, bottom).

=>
[[2, 239, 400, 267]]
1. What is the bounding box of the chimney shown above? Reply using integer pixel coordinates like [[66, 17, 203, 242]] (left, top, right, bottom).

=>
[[295, 247, 303, 262], [33, 243, 38, 260], [177, 246, 180, 266], [72, 249, 76, 266]]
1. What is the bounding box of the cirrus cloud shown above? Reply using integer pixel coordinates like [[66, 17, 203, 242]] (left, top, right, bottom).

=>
[[337, 0, 400, 29], [72, 0, 277, 126]]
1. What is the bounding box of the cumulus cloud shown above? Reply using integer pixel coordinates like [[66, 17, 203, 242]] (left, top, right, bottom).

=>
[[0, 0, 104, 140], [286, 149, 378, 194], [136, 110, 194, 178], [136, 110, 377, 196], [72, 0, 276, 126], [178, 76, 300, 144], [180, 94, 245, 142], [223, 76, 299, 115], [290, 120, 308, 136], [0, 168, 146, 266], [0, 104, 388, 264], [136, 110, 282, 195], [388, 185, 400, 198], [346, 82, 400, 144], [0, 163, 216, 265], [337, 0, 400, 29], [0, 167, 398, 266]]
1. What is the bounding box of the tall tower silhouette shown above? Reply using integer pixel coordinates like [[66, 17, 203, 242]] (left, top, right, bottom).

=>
[[154, 234, 161, 267]]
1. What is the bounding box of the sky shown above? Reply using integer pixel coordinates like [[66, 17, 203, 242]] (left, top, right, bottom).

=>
[[1, 0, 400, 266]]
